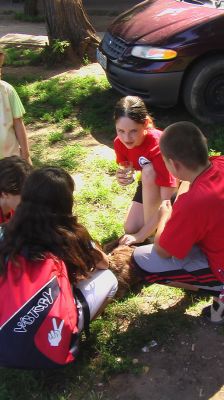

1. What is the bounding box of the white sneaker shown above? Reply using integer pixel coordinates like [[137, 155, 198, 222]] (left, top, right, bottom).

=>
[[138, 156, 151, 168], [202, 299, 224, 324]]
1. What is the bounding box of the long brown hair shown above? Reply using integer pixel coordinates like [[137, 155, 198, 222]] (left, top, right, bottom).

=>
[[0, 167, 103, 282]]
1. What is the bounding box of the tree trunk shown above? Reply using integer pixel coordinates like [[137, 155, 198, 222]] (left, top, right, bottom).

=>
[[24, 0, 38, 16], [43, 0, 99, 61]]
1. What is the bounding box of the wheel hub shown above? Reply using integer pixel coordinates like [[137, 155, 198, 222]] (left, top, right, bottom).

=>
[[205, 75, 224, 112]]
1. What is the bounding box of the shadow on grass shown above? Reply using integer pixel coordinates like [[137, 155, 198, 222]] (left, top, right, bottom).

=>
[[77, 87, 224, 152], [1, 291, 223, 400]]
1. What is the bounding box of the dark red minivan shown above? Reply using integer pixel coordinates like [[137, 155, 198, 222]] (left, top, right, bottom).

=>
[[97, 0, 224, 123]]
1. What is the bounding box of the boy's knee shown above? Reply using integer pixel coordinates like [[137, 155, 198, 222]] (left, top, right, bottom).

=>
[[141, 164, 156, 185]]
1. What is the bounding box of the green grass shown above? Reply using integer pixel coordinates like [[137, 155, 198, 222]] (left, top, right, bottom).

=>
[[4, 47, 43, 67], [1, 71, 224, 399], [14, 11, 45, 23], [48, 131, 64, 144], [9, 74, 224, 151]]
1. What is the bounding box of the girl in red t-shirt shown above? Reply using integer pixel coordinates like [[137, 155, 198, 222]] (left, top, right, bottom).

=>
[[114, 96, 177, 246]]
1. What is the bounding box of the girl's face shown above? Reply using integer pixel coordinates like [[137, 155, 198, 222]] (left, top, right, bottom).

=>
[[0, 193, 21, 215], [115, 117, 149, 149]]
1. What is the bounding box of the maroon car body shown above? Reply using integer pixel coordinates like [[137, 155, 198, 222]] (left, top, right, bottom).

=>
[[97, 0, 224, 123]]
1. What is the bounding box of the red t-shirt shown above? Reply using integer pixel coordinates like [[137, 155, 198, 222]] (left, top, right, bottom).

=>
[[114, 128, 176, 187], [0, 207, 13, 224], [159, 156, 224, 281]]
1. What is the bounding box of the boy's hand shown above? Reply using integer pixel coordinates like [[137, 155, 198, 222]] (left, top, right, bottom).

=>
[[158, 200, 172, 219]]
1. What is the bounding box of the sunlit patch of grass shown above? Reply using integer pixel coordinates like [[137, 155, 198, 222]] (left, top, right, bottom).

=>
[[51, 144, 87, 171], [30, 142, 48, 167], [62, 120, 77, 133], [91, 158, 117, 175]]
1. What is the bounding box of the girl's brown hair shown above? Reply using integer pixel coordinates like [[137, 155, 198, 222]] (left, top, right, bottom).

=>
[[114, 95, 153, 125], [0, 167, 104, 282]]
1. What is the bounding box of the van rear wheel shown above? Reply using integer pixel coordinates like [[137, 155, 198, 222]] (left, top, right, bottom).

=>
[[183, 57, 224, 124]]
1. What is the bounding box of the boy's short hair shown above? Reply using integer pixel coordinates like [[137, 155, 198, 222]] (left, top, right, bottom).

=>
[[0, 156, 33, 195], [160, 121, 208, 170]]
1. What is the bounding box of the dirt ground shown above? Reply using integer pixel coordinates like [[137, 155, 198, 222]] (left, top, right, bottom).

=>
[[104, 324, 224, 400], [1, 10, 224, 400]]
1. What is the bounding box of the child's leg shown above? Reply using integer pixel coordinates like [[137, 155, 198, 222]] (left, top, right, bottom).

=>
[[124, 201, 144, 234], [76, 269, 118, 332], [123, 181, 144, 234], [160, 186, 177, 202]]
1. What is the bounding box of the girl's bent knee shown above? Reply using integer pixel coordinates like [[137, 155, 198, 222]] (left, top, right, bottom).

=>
[[141, 165, 156, 185]]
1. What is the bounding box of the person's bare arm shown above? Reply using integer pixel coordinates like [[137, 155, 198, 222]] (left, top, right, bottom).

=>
[[160, 186, 177, 201], [13, 117, 32, 164], [154, 200, 172, 258]]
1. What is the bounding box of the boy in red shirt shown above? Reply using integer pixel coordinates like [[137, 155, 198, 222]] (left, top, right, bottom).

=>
[[0, 156, 32, 223], [114, 96, 176, 246], [133, 121, 224, 324]]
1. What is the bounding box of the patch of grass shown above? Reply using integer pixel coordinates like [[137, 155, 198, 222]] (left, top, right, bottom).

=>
[[82, 53, 91, 66], [1, 10, 14, 15], [4, 47, 43, 66], [62, 120, 77, 133], [13, 76, 111, 127], [91, 159, 118, 176], [51, 144, 87, 171], [48, 131, 64, 144], [14, 11, 45, 22], [31, 141, 48, 167]]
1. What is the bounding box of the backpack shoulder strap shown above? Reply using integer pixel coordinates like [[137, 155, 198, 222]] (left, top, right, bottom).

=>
[[74, 287, 90, 337]]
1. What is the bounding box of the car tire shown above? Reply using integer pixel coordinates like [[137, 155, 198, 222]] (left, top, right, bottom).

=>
[[183, 56, 224, 124]]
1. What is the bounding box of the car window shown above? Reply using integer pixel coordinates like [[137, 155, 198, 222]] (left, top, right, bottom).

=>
[[176, 0, 224, 8]]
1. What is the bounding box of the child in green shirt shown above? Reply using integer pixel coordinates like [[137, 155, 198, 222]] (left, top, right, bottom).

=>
[[0, 48, 31, 164]]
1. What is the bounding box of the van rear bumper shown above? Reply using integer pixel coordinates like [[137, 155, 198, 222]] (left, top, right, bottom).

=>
[[106, 62, 184, 106]]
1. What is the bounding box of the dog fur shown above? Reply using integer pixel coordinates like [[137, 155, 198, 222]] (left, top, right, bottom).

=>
[[106, 243, 147, 299]]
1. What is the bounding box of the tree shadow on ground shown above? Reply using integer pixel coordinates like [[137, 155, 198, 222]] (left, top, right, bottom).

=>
[[1, 291, 223, 400], [102, 291, 224, 400], [78, 86, 222, 151]]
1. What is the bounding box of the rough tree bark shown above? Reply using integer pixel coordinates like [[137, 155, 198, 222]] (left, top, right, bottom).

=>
[[43, 0, 99, 61], [24, 0, 38, 16]]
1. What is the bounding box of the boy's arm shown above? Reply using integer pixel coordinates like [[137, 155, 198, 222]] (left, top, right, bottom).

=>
[[13, 118, 32, 164], [154, 200, 172, 258]]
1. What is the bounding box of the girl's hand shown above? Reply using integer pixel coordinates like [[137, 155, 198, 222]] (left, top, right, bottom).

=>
[[119, 233, 139, 246], [116, 168, 134, 186]]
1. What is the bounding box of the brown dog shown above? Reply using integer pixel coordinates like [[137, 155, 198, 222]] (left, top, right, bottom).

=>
[[105, 243, 147, 299]]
